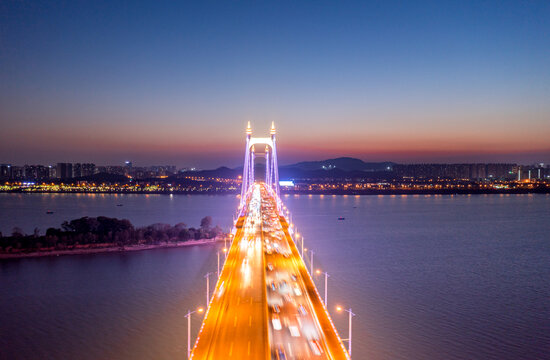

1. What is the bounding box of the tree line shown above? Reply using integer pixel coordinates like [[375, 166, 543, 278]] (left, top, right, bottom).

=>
[[0, 216, 224, 253]]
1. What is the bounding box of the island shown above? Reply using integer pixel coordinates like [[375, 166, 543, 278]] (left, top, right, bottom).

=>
[[0, 216, 226, 259]]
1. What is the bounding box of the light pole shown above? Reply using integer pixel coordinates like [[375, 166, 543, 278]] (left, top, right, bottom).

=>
[[204, 272, 214, 305], [185, 307, 204, 359], [316, 269, 330, 307], [217, 251, 220, 277], [295, 232, 301, 256], [336, 305, 356, 357], [310, 250, 315, 275]]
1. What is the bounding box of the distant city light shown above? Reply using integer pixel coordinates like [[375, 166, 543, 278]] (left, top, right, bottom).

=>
[[279, 180, 294, 187]]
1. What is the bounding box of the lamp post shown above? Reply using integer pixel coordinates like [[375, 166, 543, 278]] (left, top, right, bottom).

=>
[[185, 307, 204, 359], [295, 232, 301, 257], [336, 305, 356, 357], [204, 272, 214, 305], [217, 251, 220, 277], [310, 250, 315, 275], [316, 269, 330, 307]]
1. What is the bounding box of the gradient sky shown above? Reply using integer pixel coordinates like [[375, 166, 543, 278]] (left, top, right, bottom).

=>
[[1, 0, 549, 168]]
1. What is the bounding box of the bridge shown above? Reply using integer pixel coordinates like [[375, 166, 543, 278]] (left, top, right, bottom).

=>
[[190, 123, 350, 360]]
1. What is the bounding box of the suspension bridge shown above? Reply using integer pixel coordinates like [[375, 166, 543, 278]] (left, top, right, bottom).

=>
[[189, 123, 351, 360]]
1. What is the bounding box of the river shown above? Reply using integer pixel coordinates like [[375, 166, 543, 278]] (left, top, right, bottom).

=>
[[1, 193, 549, 359]]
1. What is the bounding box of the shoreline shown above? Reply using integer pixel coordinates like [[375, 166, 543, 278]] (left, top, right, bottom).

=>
[[1, 188, 549, 196], [0, 238, 222, 260]]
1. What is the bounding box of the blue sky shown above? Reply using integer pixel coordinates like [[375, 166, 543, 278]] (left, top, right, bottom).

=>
[[1, 0, 549, 168]]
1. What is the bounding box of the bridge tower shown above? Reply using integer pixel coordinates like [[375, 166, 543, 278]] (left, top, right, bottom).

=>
[[240, 122, 280, 208]]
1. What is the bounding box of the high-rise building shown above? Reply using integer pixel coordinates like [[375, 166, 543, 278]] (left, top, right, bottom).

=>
[[81, 163, 96, 177], [24, 165, 50, 180], [0, 164, 12, 180], [73, 163, 82, 178], [48, 165, 56, 179], [56, 163, 73, 180]]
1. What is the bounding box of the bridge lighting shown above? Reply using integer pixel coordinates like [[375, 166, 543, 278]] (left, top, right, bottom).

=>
[[186, 307, 205, 359], [336, 305, 356, 357]]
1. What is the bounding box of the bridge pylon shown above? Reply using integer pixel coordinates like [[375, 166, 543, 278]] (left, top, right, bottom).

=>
[[240, 122, 280, 209]]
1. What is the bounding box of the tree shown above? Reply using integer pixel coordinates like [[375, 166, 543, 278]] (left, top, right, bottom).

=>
[[200, 216, 212, 230], [178, 228, 191, 241], [210, 225, 223, 238], [12, 227, 24, 238]]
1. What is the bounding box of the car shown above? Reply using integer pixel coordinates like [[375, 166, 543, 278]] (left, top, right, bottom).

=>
[[308, 340, 323, 356], [217, 281, 225, 298], [271, 304, 280, 313], [298, 304, 307, 316], [276, 345, 287, 360], [267, 263, 274, 271], [289, 325, 301, 337], [272, 315, 282, 330]]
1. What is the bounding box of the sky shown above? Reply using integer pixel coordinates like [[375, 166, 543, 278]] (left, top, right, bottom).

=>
[[1, 0, 549, 168]]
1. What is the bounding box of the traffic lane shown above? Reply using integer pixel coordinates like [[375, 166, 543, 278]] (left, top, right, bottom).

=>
[[269, 215, 334, 358], [265, 252, 331, 359], [222, 227, 266, 358], [201, 244, 266, 358], [193, 227, 244, 358], [280, 224, 348, 360], [193, 218, 267, 359]]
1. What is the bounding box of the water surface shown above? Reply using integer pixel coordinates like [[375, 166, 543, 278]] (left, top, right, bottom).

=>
[[1, 193, 549, 359]]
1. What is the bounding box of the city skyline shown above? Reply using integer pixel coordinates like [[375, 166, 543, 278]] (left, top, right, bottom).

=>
[[2, 1, 550, 168]]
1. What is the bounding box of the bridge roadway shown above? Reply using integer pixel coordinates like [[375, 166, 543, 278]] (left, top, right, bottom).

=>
[[191, 184, 349, 360]]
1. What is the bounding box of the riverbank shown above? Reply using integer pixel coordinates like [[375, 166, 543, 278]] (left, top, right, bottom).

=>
[[0, 237, 224, 259], [1, 187, 549, 195]]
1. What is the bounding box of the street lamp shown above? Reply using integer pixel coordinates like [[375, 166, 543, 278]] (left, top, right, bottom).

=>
[[315, 269, 330, 307], [204, 272, 214, 305], [309, 249, 315, 275], [336, 305, 356, 357], [295, 232, 302, 256], [185, 307, 204, 359]]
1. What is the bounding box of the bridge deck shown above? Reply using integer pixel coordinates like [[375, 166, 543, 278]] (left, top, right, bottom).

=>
[[191, 184, 349, 359]]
